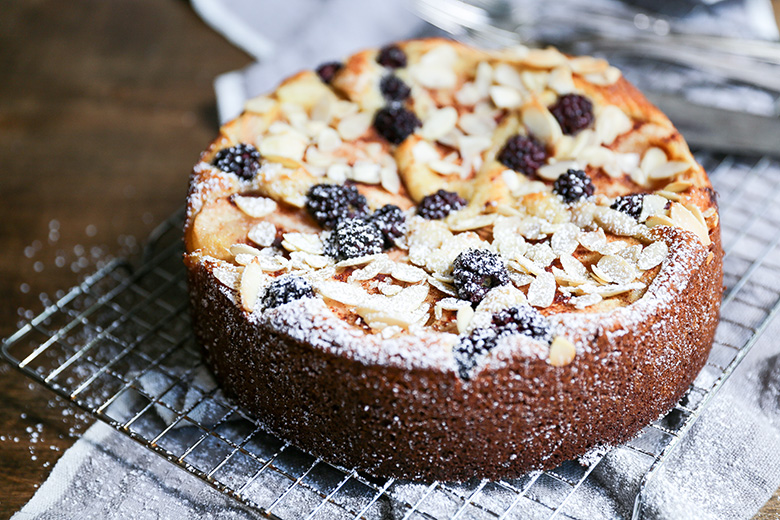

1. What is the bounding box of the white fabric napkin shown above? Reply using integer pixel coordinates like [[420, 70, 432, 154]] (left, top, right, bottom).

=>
[[14, 1, 780, 518]]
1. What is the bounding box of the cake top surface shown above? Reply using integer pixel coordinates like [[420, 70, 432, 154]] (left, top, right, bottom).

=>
[[184, 38, 719, 376]]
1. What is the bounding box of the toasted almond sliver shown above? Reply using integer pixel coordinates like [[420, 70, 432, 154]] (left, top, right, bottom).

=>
[[646, 214, 675, 228], [239, 261, 265, 312], [637, 240, 669, 270], [213, 264, 242, 290], [670, 203, 711, 246], [537, 160, 582, 181], [664, 180, 693, 193], [244, 96, 276, 114], [527, 271, 556, 308], [229, 243, 263, 258], [548, 336, 576, 367], [702, 207, 717, 219], [654, 190, 681, 202], [648, 161, 692, 180], [391, 263, 428, 283], [569, 56, 609, 75], [456, 306, 475, 334], [233, 195, 278, 218], [489, 85, 523, 109], [548, 66, 575, 95], [380, 167, 401, 194], [421, 107, 459, 141], [281, 232, 324, 255], [595, 105, 633, 145], [522, 48, 567, 68], [247, 221, 277, 247], [597, 254, 638, 285], [337, 112, 373, 141], [522, 102, 563, 144]]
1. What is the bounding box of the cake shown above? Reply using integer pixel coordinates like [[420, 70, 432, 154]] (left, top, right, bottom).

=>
[[183, 38, 722, 481]]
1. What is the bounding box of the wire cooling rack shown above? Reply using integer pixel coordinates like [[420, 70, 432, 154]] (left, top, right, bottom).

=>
[[3, 150, 780, 519]]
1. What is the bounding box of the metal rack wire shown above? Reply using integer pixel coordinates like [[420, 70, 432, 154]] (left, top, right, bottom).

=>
[[3, 150, 779, 519]]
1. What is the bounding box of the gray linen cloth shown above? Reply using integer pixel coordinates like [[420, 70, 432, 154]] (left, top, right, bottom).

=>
[[13, 0, 780, 518]]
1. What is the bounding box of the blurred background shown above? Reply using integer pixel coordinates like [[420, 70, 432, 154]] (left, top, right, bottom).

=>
[[1, 0, 779, 518]]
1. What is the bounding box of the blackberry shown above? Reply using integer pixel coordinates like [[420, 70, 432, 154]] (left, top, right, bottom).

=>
[[212, 143, 261, 180], [376, 44, 407, 68], [492, 305, 552, 343], [373, 105, 421, 145], [553, 169, 595, 203], [497, 134, 547, 177], [262, 275, 315, 309], [380, 74, 411, 102], [453, 328, 499, 380], [452, 249, 510, 306], [305, 184, 369, 229], [369, 204, 406, 248], [325, 218, 384, 261], [316, 61, 343, 84], [549, 94, 594, 135], [611, 194, 644, 220], [417, 189, 466, 220]]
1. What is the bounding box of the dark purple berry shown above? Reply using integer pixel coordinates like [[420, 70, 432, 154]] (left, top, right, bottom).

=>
[[212, 143, 261, 180], [325, 218, 384, 261], [316, 61, 343, 84], [373, 105, 421, 145], [497, 134, 547, 177], [492, 305, 552, 343], [380, 75, 411, 102], [369, 204, 406, 248], [550, 94, 594, 135], [376, 44, 407, 68], [417, 189, 466, 220], [453, 328, 498, 380], [262, 275, 314, 309], [305, 184, 369, 229], [452, 249, 510, 306], [553, 169, 595, 203], [611, 194, 644, 220]]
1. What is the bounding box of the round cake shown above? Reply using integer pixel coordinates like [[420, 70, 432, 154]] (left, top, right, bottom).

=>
[[184, 38, 722, 481]]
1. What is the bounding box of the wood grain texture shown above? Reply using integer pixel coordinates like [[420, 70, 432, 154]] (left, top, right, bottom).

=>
[[0, 0, 777, 518], [0, 0, 248, 516]]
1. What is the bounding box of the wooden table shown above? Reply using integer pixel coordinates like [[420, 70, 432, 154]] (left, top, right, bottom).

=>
[[0, 1, 777, 518]]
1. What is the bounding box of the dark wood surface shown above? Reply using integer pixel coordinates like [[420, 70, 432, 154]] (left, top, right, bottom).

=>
[[0, 1, 777, 518]]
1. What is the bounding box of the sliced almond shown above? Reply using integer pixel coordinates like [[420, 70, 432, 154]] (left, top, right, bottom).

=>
[[391, 263, 427, 283], [648, 161, 692, 180], [637, 240, 668, 270], [456, 306, 475, 334], [664, 180, 693, 193], [421, 107, 458, 141], [522, 101, 563, 144], [548, 336, 576, 367], [522, 48, 567, 69], [537, 160, 582, 181], [646, 214, 675, 228], [595, 105, 633, 145], [527, 271, 556, 308], [281, 232, 324, 255], [352, 161, 381, 184], [548, 66, 575, 94], [670, 202, 711, 246], [337, 112, 372, 141], [597, 254, 638, 284], [239, 261, 265, 312], [489, 85, 523, 109], [244, 96, 276, 114], [569, 56, 609, 75], [259, 133, 308, 161], [233, 195, 278, 218], [380, 166, 401, 194]]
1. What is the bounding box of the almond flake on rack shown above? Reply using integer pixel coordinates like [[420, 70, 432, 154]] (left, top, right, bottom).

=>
[[527, 271, 556, 308], [232, 195, 278, 218], [421, 106, 459, 141], [337, 112, 373, 141], [281, 232, 324, 255], [548, 336, 576, 366], [239, 261, 267, 312], [637, 240, 668, 270], [595, 105, 633, 145]]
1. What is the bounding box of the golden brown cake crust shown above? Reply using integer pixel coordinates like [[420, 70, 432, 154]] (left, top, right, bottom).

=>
[[184, 38, 723, 481]]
